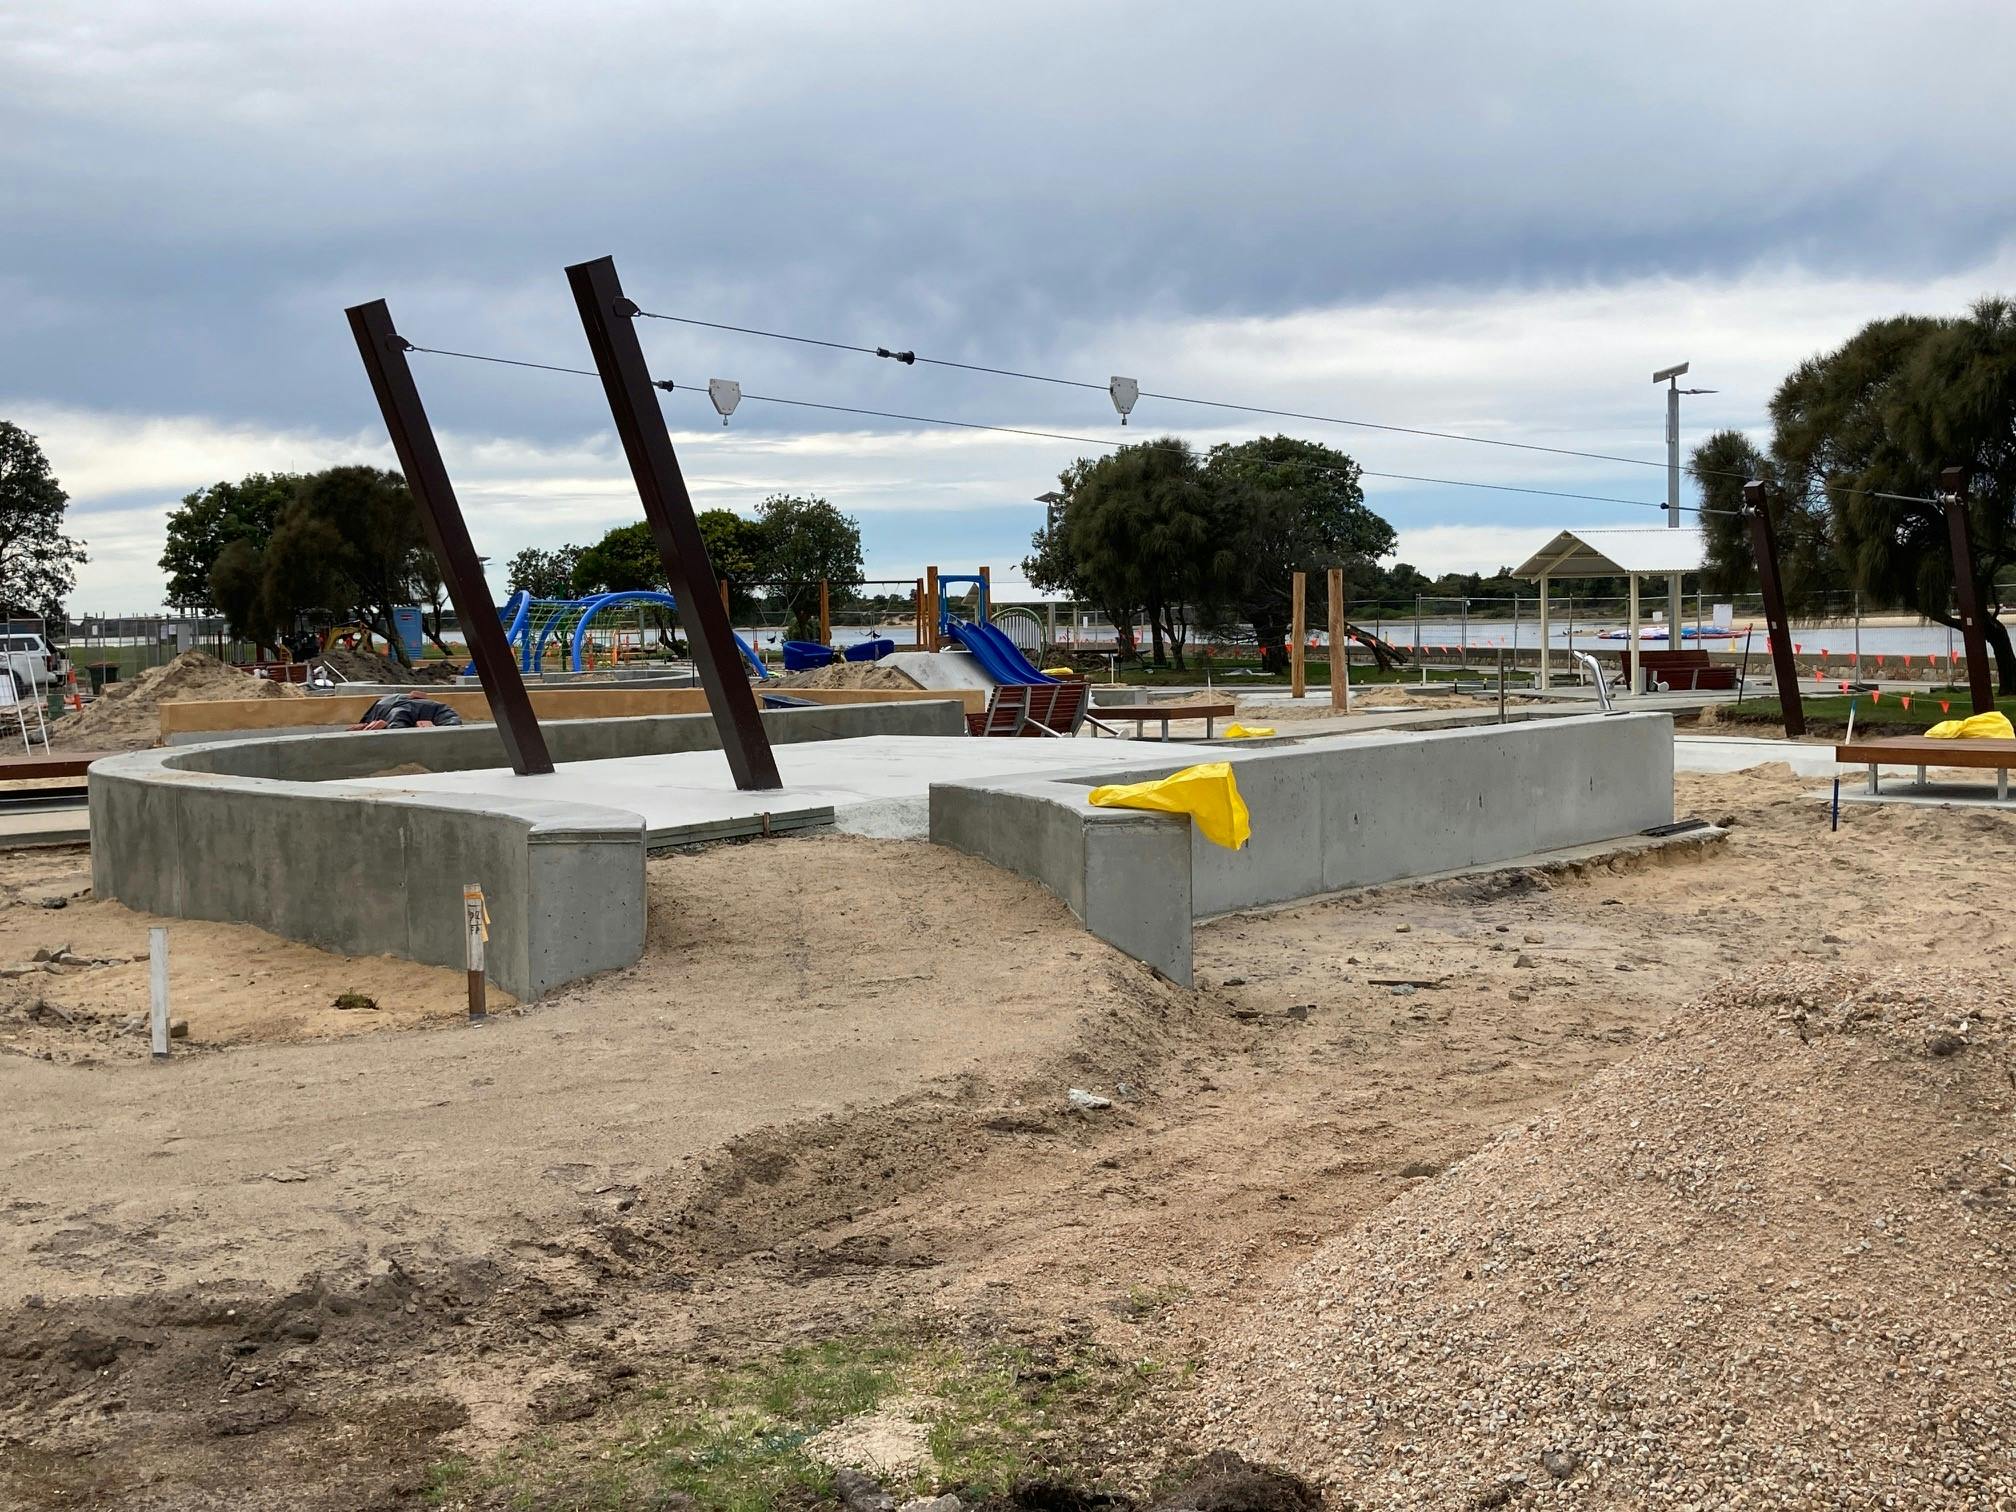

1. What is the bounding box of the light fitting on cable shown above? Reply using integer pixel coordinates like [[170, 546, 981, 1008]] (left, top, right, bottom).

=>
[[1109, 376, 1138, 425], [708, 379, 741, 426]]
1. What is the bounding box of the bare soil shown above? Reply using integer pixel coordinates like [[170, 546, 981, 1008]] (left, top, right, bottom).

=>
[[45, 651, 302, 753], [766, 662, 926, 691], [2, 764, 2010, 1509]]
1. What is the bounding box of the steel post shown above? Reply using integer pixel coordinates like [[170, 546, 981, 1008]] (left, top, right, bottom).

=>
[[1744, 481, 1805, 738], [345, 298, 553, 776], [565, 256, 779, 790]]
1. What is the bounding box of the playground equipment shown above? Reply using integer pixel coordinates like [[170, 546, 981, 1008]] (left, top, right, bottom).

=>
[[498, 589, 771, 678], [935, 573, 1058, 685]]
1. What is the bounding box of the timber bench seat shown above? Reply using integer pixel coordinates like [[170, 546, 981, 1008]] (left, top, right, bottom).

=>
[[1622, 647, 1737, 692], [1088, 701, 1238, 740], [1835, 734, 2016, 801]]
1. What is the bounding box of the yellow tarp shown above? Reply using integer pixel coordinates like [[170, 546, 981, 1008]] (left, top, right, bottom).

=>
[[1924, 711, 2015, 740], [1223, 723, 1275, 739], [1087, 761, 1251, 849], [1040, 667, 1076, 678]]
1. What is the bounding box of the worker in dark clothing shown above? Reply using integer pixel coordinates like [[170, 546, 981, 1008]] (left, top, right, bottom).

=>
[[349, 692, 464, 731]]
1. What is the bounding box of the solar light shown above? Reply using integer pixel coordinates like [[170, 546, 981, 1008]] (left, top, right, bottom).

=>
[[708, 378, 741, 426], [1109, 376, 1138, 425]]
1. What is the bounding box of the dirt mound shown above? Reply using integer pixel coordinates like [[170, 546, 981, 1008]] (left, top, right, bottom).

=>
[[766, 660, 924, 691], [46, 651, 301, 752], [1191, 963, 2016, 1508], [314, 647, 460, 685]]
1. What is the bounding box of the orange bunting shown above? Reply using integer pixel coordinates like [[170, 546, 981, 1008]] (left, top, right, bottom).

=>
[[1900, 695, 1912, 711], [1793, 642, 1802, 653], [1870, 691, 1881, 704], [1941, 700, 1952, 713], [1839, 682, 1850, 693]]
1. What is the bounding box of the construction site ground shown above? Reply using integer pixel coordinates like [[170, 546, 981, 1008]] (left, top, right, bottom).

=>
[[1, 762, 2009, 1509]]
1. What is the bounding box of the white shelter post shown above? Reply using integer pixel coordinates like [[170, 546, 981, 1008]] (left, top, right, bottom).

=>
[[1626, 573, 1642, 698], [1537, 574, 1551, 689]]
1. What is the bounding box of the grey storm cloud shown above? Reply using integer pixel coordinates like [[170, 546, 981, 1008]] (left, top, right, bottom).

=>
[[7, 0, 2016, 447]]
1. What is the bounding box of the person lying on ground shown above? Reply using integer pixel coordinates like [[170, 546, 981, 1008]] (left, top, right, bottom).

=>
[[349, 693, 464, 731]]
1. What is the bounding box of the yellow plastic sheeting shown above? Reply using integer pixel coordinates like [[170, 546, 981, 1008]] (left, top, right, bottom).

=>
[[1087, 761, 1251, 850], [1040, 667, 1076, 678], [1223, 723, 1276, 739], [1924, 711, 2015, 740]]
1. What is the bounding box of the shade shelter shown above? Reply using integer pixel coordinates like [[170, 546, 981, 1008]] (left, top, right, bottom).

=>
[[1513, 526, 1708, 695]]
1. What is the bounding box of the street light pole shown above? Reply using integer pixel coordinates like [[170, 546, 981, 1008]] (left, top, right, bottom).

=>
[[1653, 362, 1715, 658]]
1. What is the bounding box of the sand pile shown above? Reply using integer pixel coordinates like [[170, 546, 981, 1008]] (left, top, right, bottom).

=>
[[1189, 962, 2016, 1508], [765, 661, 924, 691], [314, 647, 460, 684], [47, 651, 300, 751]]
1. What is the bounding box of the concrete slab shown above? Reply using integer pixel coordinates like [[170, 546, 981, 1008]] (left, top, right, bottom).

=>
[[1673, 735, 1844, 777], [0, 808, 91, 850], [340, 736, 1193, 843], [1828, 780, 2015, 808]]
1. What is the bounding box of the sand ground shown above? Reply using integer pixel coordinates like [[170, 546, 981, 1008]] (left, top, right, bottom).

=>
[[2, 763, 2010, 1508]]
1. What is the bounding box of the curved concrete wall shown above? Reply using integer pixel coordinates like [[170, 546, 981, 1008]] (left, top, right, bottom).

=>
[[930, 712, 1676, 984], [90, 699, 963, 1000]]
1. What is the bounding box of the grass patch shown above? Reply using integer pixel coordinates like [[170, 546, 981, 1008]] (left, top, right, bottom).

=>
[[428, 1334, 1166, 1512], [1719, 687, 2013, 735]]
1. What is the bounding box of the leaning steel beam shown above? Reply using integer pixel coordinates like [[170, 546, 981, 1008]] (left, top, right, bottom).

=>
[[346, 299, 554, 776], [1941, 466, 1997, 715], [1743, 480, 1805, 739], [566, 255, 780, 790]]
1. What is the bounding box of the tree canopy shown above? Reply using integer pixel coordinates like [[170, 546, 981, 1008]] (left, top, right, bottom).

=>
[[203, 466, 433, 661], [1025, 434, 1398, 667], [504, 545, 582, 600], [0, 422, 87, 622], [159, 474, 297, 611], [1206, 435, 1394, 669], [1695, 297, 2016, 689]]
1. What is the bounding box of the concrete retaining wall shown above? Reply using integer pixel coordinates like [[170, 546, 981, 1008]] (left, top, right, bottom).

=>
[[91, 699, 964, 1000], [930, 712, 1673, 983]]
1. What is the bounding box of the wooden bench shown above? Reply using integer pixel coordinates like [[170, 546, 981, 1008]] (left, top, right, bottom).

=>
[[1835, 734, 2016, 801], [1087, 701, 1238, 740], [966, 684, 1030, 737], [1020, 681, 1087, 737], [1621, 647, 1737, 692]]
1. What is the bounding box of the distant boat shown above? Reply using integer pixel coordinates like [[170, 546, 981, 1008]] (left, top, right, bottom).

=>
[[1592, 624, 1740, 641]]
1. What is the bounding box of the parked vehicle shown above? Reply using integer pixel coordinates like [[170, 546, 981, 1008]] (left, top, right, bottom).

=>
[[0, 631, 70, 695]]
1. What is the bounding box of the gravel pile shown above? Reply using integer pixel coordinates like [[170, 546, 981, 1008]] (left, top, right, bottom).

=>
[[1188, 963, 2016, 1508]]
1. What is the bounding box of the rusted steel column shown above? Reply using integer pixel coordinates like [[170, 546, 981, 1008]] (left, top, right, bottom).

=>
[[1743, 480, 1805, 739], [346, 299, 553, 776], [1941, 466, 1996, 714], [566, 256, 779, 790]]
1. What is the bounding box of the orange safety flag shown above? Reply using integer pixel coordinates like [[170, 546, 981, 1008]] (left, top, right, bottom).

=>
[[1794, 642, 1802, 653], [1941, 700, 1952, 713], [1871, 691, 1881, 703], [1839, 682, 1850, 693], [1900, 695, 1912, 711]]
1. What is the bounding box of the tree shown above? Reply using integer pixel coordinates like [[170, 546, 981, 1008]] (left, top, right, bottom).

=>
[[697, 508, 763, 620], [206, 466, 433, 663], [1053, 437, 1235, 669], [504, 545, 582, 600], [571, 522, 665, 595], [1697, 298, 2016, 690], [1205, 435, 1394, 671], [0, 422, 87, 622], [747, 494, 864, 640], [159, 474, 297, 611]]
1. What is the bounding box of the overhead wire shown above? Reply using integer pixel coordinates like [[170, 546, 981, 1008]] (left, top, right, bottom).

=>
[[634, 306, 1965, 508], [401, 338, 1722, 515]]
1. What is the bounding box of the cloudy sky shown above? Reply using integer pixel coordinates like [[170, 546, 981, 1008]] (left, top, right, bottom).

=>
[[6, 0, 2016, 611]]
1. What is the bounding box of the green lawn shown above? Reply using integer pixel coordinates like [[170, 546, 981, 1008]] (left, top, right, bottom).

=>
[[1720, 687, 2012, 736]]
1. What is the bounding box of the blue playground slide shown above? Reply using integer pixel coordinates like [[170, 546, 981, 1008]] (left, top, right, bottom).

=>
[[945, 618, 1058, 685]]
